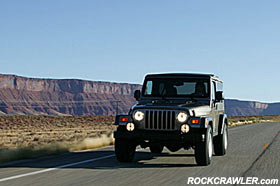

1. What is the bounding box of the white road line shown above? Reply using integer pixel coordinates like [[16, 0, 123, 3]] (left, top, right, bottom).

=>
[[0, 154, 115, 183]]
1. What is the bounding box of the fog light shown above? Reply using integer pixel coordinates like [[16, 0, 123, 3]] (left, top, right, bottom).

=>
[[126, 123, 135, 131], [181, 124, 190, 133]]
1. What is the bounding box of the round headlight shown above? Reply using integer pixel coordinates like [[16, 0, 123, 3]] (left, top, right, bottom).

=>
[[126, 123, 135, 131], [177, 112, 188, 123], [133, 111, 144, 121]]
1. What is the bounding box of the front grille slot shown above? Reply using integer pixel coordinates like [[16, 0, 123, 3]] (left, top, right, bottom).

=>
[[144, 110, 176, 130]]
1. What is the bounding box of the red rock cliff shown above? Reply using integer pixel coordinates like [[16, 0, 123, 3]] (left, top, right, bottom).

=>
[[0, 74, 141, 116]]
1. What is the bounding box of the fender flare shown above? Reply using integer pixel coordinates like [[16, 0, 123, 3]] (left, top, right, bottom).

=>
[[218, 114, 228, 135]]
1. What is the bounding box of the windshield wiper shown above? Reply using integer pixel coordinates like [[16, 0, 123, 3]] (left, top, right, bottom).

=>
[[160, 91, 171, 103], [161, 95, 171, 103], [186, 95, 198, 104]]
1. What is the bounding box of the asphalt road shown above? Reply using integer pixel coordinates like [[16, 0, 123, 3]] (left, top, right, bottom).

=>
[[0, 122, 279, 186]]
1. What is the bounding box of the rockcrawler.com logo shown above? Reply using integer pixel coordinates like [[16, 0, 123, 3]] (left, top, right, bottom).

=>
[[187, 177, 279, 185]]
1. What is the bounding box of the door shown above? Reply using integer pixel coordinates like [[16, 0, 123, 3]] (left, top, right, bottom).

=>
[[215, 81, 225, 131], [210, 81, 219, 134]]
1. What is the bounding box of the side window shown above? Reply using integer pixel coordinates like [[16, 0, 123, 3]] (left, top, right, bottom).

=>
[[211, 81, 216, 101], [217, 82, 223, 92], [145, 81, 153, 95]]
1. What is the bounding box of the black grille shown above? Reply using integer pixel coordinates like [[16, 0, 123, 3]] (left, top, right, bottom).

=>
[[144, 110, 176, 130]]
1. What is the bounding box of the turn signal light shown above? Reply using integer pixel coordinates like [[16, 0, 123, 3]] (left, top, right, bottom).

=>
[[191, 119, 200, 124], [120, 117, 129, 122]]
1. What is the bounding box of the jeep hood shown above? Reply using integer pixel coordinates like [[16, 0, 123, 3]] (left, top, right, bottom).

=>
[[133, 102, 211, 117], [185, 105, 211, 117]]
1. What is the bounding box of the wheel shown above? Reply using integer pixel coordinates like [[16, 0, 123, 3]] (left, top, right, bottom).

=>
[[214, 124, 228, 156], [195, 126, 213, 166], [115, 139, 136, 162], [149, 145, 164, 154]]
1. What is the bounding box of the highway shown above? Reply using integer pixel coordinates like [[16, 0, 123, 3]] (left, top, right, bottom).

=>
[[0, 122, 279, 186]]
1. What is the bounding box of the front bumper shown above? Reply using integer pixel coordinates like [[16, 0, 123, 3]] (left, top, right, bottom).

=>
[[114, 129, 204, 144]]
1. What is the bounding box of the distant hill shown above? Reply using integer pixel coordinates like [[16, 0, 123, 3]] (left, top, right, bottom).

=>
[[225, 99, 280, 116], [0, 74, 279, 116]]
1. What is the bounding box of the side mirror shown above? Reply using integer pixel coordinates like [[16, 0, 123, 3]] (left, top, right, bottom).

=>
[[215, 91, 224, 101], [134, 90, 141, 101]]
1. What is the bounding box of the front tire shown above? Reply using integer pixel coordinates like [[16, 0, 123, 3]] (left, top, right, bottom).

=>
[[214, 124, 228, 156], [195, 126, 213, 166], [115, 139, 136, 162]]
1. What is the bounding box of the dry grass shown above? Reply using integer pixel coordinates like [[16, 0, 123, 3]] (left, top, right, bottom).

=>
[[228, 115, 280, 127], [0, 115, 115, 149], [0, 133, 114, 163], [0, 115, 279, 163], [0, 115, 116, 163]]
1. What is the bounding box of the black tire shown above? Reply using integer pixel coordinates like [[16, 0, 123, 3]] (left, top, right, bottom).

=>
[[214, 124, 228, 156], [149, 145, 164, 154], [195, 126, 213, 166], [115, 139, 136, 162]]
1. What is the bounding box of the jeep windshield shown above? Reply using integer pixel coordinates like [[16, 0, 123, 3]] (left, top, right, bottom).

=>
[[143, 78, 210, 98]]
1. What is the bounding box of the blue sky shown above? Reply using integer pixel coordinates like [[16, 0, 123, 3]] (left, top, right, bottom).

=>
[[0, 0, 279, 102]]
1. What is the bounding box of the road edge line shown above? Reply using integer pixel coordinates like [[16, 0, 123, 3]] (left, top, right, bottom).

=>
[[0, 154, 115, 183]]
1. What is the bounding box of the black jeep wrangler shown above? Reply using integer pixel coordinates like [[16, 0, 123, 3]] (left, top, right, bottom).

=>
[[114, 73, 228, 165]]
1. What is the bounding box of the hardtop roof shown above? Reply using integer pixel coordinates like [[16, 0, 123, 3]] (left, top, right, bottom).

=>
[[145, 73, 221, 80], [144, 73, 222, 82]]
